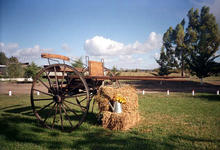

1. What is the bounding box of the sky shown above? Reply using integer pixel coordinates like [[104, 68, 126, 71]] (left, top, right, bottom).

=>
[[0, 0, 220, 69]]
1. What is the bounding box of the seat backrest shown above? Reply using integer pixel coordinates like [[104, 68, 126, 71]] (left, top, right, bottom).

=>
[[88, 61, 104, 76]]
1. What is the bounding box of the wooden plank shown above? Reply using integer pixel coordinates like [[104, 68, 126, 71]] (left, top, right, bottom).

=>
[[43, 65, 83, 72], [41, 53, 70, 61]]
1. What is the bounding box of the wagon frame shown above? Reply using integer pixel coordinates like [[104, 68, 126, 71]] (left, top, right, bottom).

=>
[[30, 53, 186, 131]]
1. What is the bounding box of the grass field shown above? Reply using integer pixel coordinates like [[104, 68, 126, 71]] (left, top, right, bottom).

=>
[[0, 93, 220, 150]]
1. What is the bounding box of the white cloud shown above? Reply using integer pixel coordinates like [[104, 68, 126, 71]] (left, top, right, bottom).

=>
[[84, 32, 162, 56], [154, 52, 160, 59], [62, 43, 70, 51], [13, 45, 53, 57], [83, 32, 162, 69], [0, 42, 19, 53], [0, 42, 53, 63]]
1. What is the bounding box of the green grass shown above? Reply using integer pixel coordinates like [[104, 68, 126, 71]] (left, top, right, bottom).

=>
[[0, 93, 219, 150]]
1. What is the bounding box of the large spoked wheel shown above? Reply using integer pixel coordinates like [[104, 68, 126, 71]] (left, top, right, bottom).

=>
[[30, 64, 90, 131]]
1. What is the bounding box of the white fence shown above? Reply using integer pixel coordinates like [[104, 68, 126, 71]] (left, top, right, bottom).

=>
[[0, 78, 33, 82]]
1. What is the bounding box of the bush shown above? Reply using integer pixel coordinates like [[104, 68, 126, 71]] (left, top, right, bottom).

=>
[[24, 62, 40, 79]]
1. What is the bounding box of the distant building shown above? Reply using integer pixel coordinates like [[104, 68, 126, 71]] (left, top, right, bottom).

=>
[[0, 65, 7, 75], [0, 63, 29, 76]]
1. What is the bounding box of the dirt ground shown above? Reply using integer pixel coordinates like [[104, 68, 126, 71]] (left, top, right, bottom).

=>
[[123, 79, 220, 94], [1, 79, 220, 95]]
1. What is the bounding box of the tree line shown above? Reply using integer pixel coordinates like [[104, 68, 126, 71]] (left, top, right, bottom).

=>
[[0, 52, 40, 78], [156, 6, 220, 83]]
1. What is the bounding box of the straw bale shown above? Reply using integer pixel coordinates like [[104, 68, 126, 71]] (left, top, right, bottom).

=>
[[102, 111, 140, 131], [94, 85, 138, 113], [94, 84, 140, 130]]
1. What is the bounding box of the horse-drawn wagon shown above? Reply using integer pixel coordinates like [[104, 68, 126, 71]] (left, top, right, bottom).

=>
[[30, 53, 184, 131]]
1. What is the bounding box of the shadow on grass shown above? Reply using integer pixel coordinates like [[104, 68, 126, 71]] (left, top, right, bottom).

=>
[[2, 104, 100, 126], [0, 104, 21, 110], [169, 135, 220, 143], [194, 95, 220, 101], [0, 113, 176, 150]]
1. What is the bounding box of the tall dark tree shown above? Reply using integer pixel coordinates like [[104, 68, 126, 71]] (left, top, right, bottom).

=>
[[185, 6, 220, 84], [0, 52, 8, 65], [174, 19, 188, 77], [163, 27, 178, 69], [156, 46, 172, 76]]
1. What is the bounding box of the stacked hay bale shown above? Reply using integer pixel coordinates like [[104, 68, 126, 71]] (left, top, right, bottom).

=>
[[94, 85, 140, 130]]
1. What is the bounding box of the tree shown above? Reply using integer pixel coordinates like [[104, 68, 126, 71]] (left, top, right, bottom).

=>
[[8, 56, 19, 64], [7, 63, 24, 78], [24, 62, 40, 79], [0, 52, 8, 65], [163, 27, 179, 69], [7, 56, 24, 78], [156, 46, 173, 76], [174, 19, 189, 76], [185, 6, 220, 84], [71, 57, 84, 68]]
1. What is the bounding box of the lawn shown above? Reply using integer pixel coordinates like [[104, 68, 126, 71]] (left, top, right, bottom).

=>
[[0, 93, 219, 150]]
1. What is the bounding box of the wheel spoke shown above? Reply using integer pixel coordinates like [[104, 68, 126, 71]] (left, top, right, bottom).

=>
[[34, 98, 53, 101], [76, 97, 87, 112], [63, 102, 79, 118], [79, 97, 88, 103], [45, 71, 55, 92], [33, 88, 53, 97], [64, 77, 73, 93], [54, 66, 59, 92], [64, 92, 87, 99], [52, 104, 58, 129], [38, 78, 53, 93], [43, 103, 56, 125], [38, 101, 54, 113], [61, 104, 73, 128], [91, 97, 96, 113], [64, 100, 87, 111], [59, 104, 64, 130], [61, 66, 66, 89]]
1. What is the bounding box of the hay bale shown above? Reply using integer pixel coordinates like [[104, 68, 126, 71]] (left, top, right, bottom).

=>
[[94, 85, 140, 130], [102, 111, 140, 131], [95, 85, 138, 113]]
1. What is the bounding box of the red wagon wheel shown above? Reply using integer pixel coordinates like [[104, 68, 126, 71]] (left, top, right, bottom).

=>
[[30, 64, 90, 131]]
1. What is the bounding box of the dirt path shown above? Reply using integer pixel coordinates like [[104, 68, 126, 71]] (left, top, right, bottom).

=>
[[124, 80, 220, 94], [0, 82, 33, 95], [0, 79, 220, 95]]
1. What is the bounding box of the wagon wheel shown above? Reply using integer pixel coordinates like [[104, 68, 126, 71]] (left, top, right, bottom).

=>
[[30, 64, 90, 131]]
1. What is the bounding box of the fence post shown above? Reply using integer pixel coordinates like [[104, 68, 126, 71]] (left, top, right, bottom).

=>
[[9, 90, 12, 96], [167, 90, 169, 96], [192, 90, 195, 96]]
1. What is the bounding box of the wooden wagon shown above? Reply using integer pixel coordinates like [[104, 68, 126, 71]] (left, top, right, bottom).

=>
[[30, 53, 185, 131]]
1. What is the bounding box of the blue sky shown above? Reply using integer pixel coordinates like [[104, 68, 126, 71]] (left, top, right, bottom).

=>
[[0, 0, 219, 69]]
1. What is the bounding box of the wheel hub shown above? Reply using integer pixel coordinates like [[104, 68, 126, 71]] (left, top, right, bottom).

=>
[[53, 95, 62, 103]]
